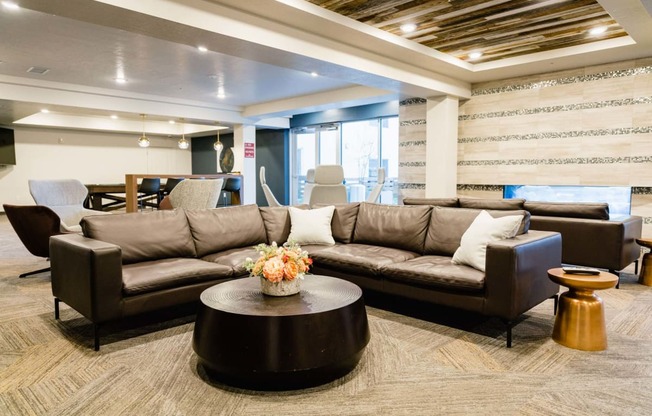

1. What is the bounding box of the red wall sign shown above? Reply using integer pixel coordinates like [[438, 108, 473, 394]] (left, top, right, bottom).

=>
[[244, 142, 255, 158]]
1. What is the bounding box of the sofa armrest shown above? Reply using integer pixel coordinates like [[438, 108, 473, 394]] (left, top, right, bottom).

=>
[[530, 215, 642, 271], [483, 230, 562, 320], [50, 233, 124, 323]]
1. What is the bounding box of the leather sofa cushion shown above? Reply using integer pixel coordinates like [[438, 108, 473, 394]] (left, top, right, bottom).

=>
[[459, 198, 525, 210], [353, 203, 432, 253], [259, 205, 310, 245], [524, 201, 609, 220], [81, 210, 196, 264], [186, 205, 267, 257], [310, 243, 420, 276], [402, 197, 459, 207], [122, 258, 233, 296], [202, 246, 260, 276], [314, 202, 360, 243], [381, 255, 485, 291], [259, 206, 292, 245], [424, 207, 530, 256]]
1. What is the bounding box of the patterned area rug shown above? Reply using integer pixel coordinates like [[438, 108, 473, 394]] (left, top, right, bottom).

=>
[[1, 216, 651, 415]]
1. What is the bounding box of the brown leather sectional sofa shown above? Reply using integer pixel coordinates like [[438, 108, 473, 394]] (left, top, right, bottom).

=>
[[49, 202, 562, 350], [404, 197, 643, 276]]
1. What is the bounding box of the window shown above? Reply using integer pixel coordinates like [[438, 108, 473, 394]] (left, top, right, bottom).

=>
[[291, 116, 398, 204]]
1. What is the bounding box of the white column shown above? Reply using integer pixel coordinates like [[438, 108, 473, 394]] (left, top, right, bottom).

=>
[[233, 124, 256, 204], [426, 96, 459, 197]]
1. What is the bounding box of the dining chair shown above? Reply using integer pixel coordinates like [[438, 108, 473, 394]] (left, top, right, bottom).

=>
[[221, 177, 242, 207], [366, 167, 386, 203], [3, 204, 65, 277], [138, 178, 161, 210], [259, 166, 282, 207], [308, 165, 347, 207]]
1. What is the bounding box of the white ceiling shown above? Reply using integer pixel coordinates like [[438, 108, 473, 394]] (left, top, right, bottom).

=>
[[1, 0, 651, 137]]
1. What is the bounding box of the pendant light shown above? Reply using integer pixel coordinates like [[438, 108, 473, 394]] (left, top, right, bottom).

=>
[[213, 122, 223, 154], [178, 118, 189, 150], [137, 114, 150, 148]]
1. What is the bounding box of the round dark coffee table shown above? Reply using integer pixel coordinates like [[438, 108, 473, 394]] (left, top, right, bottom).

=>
[[192, 275, 370, 390]]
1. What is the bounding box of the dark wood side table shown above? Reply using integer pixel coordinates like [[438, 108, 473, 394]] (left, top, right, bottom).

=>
[[547, 268, 618, 351], [192, 276, 370, 390], [635, 238, 652, 286]]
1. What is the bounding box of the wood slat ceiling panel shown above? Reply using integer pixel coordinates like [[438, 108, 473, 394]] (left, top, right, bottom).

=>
[[307, 0, 628, 63]]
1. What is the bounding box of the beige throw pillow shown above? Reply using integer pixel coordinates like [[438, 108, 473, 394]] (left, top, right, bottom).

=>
[[452, 210, 522, 272], [288, 205, 336, 245]]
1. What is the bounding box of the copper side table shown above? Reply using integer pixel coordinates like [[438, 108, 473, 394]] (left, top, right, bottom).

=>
[[636, 239, 652, 286], [547, 268, 618, 351]]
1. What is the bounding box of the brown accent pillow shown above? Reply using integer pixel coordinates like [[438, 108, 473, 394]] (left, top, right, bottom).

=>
[[353, 202, 432, 253], [185, 204, 267, 257], [459, 198, 525, 210], [81, 210, 196, 264]]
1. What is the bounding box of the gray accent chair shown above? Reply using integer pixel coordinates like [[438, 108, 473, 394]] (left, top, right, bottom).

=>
[[308, 165, 348, 207], [168, 179, 224, 210], [259, 166, 282, 207], [28, 179, 110, 232]]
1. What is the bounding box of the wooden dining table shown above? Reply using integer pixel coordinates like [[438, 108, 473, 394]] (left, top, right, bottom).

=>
[[85, 173, 243, 212]]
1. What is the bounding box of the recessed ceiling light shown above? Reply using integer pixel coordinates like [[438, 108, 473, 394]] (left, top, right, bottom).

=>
[[115, 77, 127, 84], [1, 1, 20, 10], [110, 115, 118, 119], [168, 120, 175, 124], [310, 72, 319, 77], [197, 46, 208, 52], [589, 26, 607, 35], [40, 109, 49, 113], [400, 23, 417, 33], [468, 52, 483, 60]]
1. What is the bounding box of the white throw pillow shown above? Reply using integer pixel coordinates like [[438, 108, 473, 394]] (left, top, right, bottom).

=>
[[452, 210, 523, 272], [288, 205, 336, 245]]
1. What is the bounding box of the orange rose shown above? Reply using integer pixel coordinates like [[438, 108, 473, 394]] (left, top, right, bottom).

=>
[[263, 256, 285, 282], [284, 261, 299, 280]]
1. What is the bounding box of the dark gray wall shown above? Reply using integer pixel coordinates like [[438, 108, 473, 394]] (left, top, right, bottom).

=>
[[191, 133, 235, 174], [190, 129, 289, 205], [256, 129, 289, 206]]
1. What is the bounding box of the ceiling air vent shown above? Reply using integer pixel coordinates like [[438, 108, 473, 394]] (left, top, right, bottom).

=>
[[27, 66, 50, 75]]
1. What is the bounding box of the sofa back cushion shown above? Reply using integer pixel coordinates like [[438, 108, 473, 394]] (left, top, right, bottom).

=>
[[458, 197, 525, 210], [81, 210, 196, 264], [314, 202, 360, 243], [424, 207, 530, 256], [259, 206, 293, 245], [353, 203, 431, 253], [402, 197, 459, 207], [524, 201, 609, 220], [185, 204, 267, 257]]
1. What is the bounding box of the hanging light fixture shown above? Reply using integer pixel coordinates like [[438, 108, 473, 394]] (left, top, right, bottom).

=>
[[213, 122, 223, 154], [137, 114, 150, 148], [178, 118, 189, 150]]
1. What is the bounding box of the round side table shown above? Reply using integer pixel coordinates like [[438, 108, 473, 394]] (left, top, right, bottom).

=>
[[547, 268, 618, 351], [636, 238, 652, 286]]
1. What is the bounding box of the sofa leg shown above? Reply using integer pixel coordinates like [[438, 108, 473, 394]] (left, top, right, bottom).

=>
[[610, 270, 620, 289], [54, 298, 60, 320], [551, 294, 558, 315], [502, 319, 513, 348], [93, 324, 100, 351]]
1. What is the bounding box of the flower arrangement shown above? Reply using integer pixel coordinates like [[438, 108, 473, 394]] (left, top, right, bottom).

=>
[[244, 241, 312, 283]]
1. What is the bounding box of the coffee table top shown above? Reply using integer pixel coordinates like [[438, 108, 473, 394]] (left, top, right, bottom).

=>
[[547, 267, 618, 291], [200, 275, 363, 317]]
